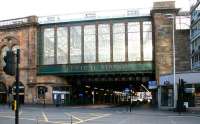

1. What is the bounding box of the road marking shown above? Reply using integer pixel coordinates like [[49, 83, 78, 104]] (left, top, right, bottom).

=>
[[42, 112, 48, 122], [73, 114, 111, 124], [89, 113, 102, 116], [168, 115, 200, 118], [0, 115, 69, 124]]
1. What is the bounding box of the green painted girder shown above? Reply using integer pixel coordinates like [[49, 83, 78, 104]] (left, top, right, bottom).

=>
[[37, 61, 154, 75]]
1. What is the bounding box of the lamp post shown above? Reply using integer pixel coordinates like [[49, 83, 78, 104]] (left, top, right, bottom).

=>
[[165, 13, 176, 109], [172, 15, 177, 109]]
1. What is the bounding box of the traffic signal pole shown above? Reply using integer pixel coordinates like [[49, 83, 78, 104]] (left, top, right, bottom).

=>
[[15, 49, 20, 124], [3, 49, 20, 124]]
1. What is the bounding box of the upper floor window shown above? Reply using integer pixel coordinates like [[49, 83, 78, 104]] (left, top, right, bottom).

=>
[[57, 27, 68, 64], [70, 26, 82, 63], [113, 23, 125, 62], [84, 25, 96, 63], [128, 22, 141, 61], [143, 21, 152, 61], [43, 28, 55, 65], [98, 24, 110, 62]]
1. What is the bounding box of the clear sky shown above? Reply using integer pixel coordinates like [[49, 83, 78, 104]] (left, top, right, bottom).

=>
[[0, 0, 190, 20]]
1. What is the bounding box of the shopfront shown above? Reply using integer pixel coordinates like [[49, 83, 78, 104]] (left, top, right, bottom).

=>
[[52, 86, 71, 105], [159, 72, 200, 108]]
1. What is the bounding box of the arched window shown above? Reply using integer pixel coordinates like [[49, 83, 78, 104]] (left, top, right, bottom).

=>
[[37, 86, 47, 99], [1, 46, 9, 66]]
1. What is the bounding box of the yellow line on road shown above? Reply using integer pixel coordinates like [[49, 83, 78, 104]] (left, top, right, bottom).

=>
[[42, 112, 48, 122]]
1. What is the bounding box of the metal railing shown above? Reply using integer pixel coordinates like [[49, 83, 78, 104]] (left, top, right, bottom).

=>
[[0, 16, 38, 29], [0, 17, 28, 27]]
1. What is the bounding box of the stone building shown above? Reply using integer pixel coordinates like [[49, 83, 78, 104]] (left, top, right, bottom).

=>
[[0, 1, 192, 107]]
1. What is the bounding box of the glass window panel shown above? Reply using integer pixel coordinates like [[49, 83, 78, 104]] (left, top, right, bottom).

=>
[[57, 27, 68, 64], [113, 23, 125, 62], [43, 28, 55, 65], [143, 21, 152, 31], [70, 26, 82, 63], [98, 24, 110, 62], [84, 25, 96, 63], [128, 22, 141, 61], [143, 21, 152, 61]]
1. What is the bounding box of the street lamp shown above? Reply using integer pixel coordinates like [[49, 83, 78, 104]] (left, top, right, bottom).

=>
[[165, 13, 176, 109]]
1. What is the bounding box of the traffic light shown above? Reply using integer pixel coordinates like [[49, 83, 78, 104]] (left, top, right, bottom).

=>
[[3, 51, 16, 75], [11, 100, 16, 111], [8, 86, 12, 94]]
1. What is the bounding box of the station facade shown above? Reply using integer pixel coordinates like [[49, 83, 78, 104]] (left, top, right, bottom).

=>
[[0, 1, 192, 107]]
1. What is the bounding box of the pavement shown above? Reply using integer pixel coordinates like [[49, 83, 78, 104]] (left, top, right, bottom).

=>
[[0, 104, 200, 124]]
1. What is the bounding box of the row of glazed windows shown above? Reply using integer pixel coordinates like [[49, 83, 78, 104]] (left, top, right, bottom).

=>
[[192, 54, 200, 69], [42, 21, 152, 65], [191, 3, 200, 23], [191, 36, 200, 53], [191, 20, 200, 39]]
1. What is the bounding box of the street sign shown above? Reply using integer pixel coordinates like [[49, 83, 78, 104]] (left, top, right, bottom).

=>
[[185, 88, 195, 93], [125, 88, 129, 92], [148, 81, 157, 89]]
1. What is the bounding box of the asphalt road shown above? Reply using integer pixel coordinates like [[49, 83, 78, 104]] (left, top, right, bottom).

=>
[[0, 105, 200, 124]]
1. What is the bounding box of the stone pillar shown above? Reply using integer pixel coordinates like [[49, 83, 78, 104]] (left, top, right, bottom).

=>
[[151, 1, 179, 108]]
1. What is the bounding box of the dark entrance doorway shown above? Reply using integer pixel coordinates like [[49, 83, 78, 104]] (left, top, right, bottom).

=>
[[0, 82, 7, 104], [69, 73, 155, 105], [12, 81, 25, 104]]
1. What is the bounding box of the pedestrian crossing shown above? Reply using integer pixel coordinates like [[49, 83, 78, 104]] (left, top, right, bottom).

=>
[[0, 108, 111, 124]]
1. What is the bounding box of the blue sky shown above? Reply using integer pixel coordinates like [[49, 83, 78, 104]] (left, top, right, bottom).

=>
[[0, 0, 191, 20]]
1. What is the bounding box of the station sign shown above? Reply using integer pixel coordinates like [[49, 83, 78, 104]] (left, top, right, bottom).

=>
[[52, 91, 70, 94], [38, 62, 153, 75]]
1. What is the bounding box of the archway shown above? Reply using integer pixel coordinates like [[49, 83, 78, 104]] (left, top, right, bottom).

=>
[[0, 82, 7, 104], [1, 46, 9, 67], [12, 81, 25, 104]]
